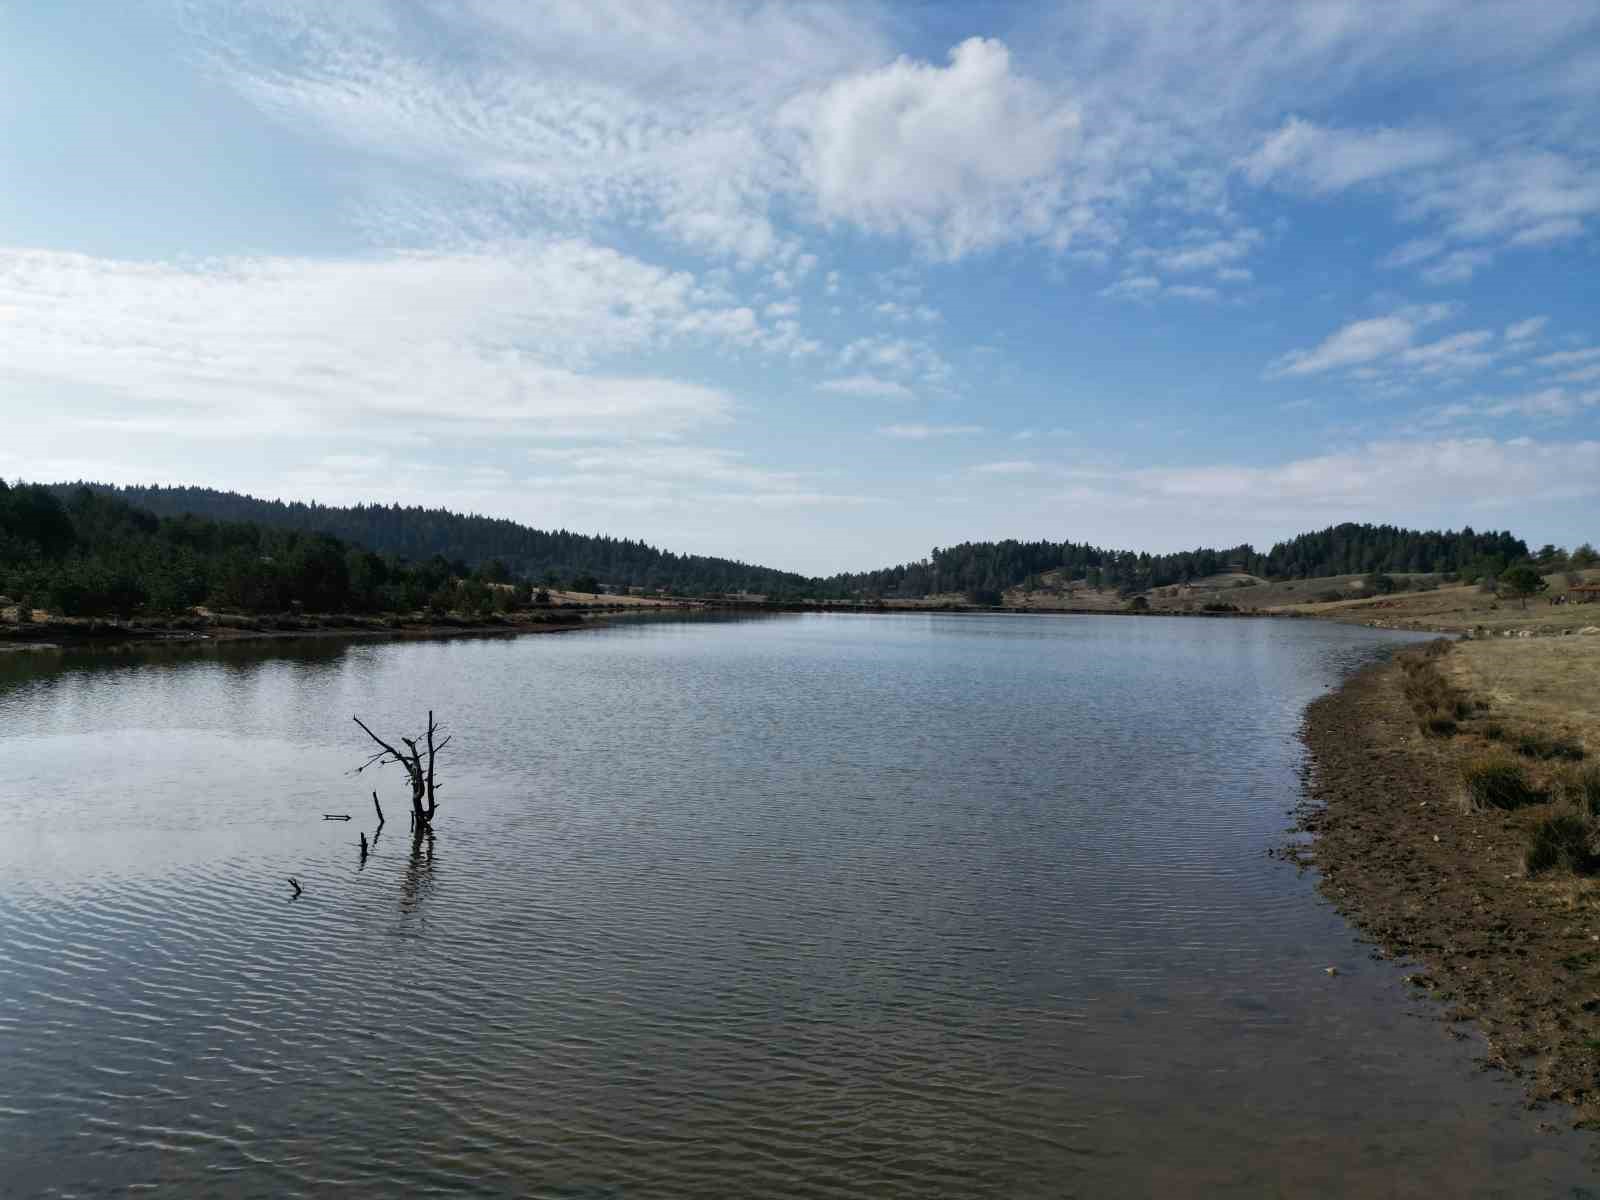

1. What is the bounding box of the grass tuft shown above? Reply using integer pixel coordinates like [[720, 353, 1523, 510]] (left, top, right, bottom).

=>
[[1562, 766, 1600, 817], [1516, 733, 1586, 762], [1526, 812, 1597, 877], [1461, 756, 1543, 811]]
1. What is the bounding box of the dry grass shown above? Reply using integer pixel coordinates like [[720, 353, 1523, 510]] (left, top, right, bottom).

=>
[[1444, 638, 1600, 756], [1269, 567, 1600, 635]]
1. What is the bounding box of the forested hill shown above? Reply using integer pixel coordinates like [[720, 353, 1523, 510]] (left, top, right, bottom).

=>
[[29, 483, 1531, 606], [52, 483, 813, 598], [824, 524, 1530, 600]]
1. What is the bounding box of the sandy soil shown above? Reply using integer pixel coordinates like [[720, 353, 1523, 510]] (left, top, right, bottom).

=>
[[1296, 645, 1600, 1128]]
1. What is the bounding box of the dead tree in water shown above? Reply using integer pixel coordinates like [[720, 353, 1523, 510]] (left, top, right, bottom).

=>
[[352, 710, 450, 832]]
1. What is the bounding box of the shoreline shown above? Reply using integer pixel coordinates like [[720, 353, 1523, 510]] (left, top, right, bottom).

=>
[[0, 612, 604, 653], [1294, 648, 1600, 1129]]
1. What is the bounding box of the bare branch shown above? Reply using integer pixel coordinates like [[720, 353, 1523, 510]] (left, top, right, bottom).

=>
[[353, 717, 407, 764]]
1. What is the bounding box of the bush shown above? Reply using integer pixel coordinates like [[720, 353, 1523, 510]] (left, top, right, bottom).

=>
[[1515, 733, 1586, 762], [1424, 715, 1458, 737], [1563, 766, 1600, 816], [1462, 757, 1542, 810], [1526, 813, 1596, 876]]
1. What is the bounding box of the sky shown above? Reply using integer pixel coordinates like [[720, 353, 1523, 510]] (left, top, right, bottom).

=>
[[3, 1, 1598, 575]]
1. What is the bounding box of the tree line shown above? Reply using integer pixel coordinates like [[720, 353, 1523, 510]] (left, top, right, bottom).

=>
[[9, 480, 1575, 618], [1, 482, 536, 619], [53, 483, 814, 599], [823, 523, 1535, 602]]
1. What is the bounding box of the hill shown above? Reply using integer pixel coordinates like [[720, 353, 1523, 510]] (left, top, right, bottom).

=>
[[50, 483, 815, 599], [824, 525, 1530, 602]]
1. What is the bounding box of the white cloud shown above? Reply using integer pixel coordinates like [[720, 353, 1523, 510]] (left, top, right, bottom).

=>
[[1401, 150, 1600, 248], [838, 335, 951, 383], [1505, 316, 1548, 342], [1400, 330, 1495, 375], [1419, 248, 1493, 285], [1132, 437, 1600, 511], [1100, 274, 1162, 301], [879, 423, 983, 439], [969, 460, 1040, 475], [1242, 117, 1458, 193], [1535, 347, 1600, 369], [1270, 316, 1417, 377], [1380, 237, 1446, 269], [820, 375, 914, 399], [784, 38, 1082, 258], [1269, 304, 1461, 378], [1484, 387, 1599, 420], [1145, 229, 1262, 273], [1167, 284, 1220, 302], [0, 242, 795, 445]]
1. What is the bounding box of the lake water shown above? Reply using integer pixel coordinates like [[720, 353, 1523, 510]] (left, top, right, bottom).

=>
[[2, 613, 1596, 1196]]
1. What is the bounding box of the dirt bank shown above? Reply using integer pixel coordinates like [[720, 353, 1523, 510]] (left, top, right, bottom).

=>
[[1296, 648, 1600, 1128]]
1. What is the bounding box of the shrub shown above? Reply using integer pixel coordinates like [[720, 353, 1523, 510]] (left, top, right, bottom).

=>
[[1563, 766, 1600, 817], [1424, 715, 1458, 737], [1461, 757, 1542, 810], [1516, 733, 1586, 762], [1526, 813, 1597, 877]]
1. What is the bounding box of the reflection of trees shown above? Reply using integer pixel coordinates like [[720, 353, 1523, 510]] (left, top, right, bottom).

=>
[[399, 830, 436, 920]]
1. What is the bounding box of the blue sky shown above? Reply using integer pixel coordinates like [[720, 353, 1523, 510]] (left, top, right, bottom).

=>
[[3, 1, 1597, 574]]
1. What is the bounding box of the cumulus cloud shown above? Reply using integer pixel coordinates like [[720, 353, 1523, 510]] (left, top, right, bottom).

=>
[[783, 38, 1081, 258]]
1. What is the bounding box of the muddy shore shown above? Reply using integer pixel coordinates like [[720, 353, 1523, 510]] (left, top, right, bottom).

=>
[[1295, 655, 1600, 1128]]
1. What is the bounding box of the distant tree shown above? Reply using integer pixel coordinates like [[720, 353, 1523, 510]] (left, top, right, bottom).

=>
[[570, 573, 599, 595], [1498, 565, 1548, 609], [1572, 543, 1598, 568], [1127, 595, 1150, 612], [1365, 572, 1398, 595]]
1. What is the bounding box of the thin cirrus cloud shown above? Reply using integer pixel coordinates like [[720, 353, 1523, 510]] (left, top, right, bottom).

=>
[[879, 424, 983, 440], [0, 241, 778, 441], [1240, 118, 1460, 193]]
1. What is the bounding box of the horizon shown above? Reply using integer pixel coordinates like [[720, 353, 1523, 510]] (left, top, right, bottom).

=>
[[4, 3, 1598, 574]]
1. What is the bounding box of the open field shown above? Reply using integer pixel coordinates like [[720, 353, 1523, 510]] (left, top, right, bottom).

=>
[[1444, 637, 1600, 750], [1268, 568, 1600, 635]]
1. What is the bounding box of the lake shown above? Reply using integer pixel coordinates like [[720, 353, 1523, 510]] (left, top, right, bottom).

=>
[[1, 613, 1594, 1196]]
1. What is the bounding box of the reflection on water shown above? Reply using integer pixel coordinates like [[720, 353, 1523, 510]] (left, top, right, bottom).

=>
[[0, 614, 1594, 1196]]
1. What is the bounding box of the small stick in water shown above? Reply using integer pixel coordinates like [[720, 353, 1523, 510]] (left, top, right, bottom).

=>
[[372, 791, 385, 827], [359, 831, 369, 858], [322, 814, 351, 821], [288, 877, 303, 898]]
